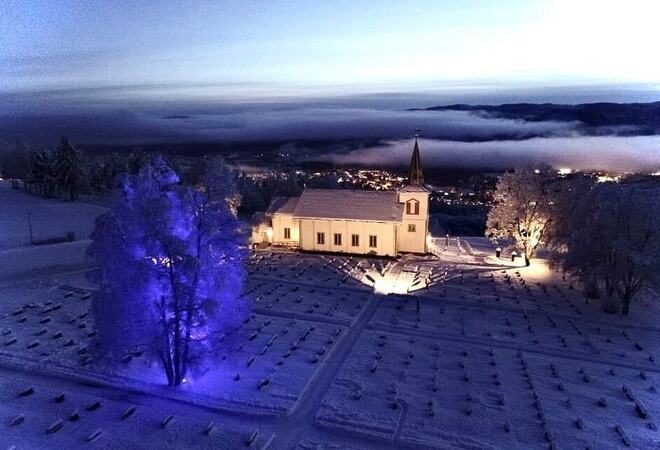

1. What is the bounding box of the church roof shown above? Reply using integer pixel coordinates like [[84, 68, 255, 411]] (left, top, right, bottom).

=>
[[266, 196, 299, 214], [293, 189, 403, 223], [399, 183, 431, 193]]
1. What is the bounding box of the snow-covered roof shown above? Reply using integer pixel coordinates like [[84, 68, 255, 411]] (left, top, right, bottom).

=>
[[399, 184, 431, 193], [292, 189, 403, 222], [266, 196, 299, 215]]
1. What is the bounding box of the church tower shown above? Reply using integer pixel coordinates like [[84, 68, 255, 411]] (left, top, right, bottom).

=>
[[397, 137, 430, 254]]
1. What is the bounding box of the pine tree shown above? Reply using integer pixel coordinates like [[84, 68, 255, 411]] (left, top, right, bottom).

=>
[[53, 137, 83, 201]]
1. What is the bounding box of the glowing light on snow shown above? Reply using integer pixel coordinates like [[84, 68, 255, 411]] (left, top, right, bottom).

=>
[[373, 275, 411, 295], [517, 259, 554, 282]]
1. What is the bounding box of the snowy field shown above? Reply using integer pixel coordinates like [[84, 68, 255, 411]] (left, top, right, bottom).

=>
[[0, 220, 658, 447], [0, 182, 105, 250]]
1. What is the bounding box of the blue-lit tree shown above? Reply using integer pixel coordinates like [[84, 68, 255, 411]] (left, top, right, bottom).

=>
[[89, 156, 248, 386]]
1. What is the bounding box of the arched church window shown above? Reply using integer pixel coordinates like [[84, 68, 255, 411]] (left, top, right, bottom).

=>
[[406, 199, 419, 215]]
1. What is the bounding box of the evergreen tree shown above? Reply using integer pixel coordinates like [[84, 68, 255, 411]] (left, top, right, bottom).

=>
[[53, 137, 83, 201]]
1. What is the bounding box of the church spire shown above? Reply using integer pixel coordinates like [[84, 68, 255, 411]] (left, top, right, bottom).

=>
[[408, 137, 424, 186]]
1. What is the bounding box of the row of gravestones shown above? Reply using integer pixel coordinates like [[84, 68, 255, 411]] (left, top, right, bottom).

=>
[[538, 359, 655, 449], [348, 337, 538, 445], [236, 317, 343, 391], [12, 385, 264, 446], [1, 294, 95, 367]]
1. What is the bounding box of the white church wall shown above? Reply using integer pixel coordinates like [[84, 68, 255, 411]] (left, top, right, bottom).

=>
[[299, 219, 397, 256], [272, 213, 299, 246]]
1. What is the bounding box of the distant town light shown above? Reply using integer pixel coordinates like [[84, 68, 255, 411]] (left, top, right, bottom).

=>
[[596, 175, 620, 183], [558, 168, 572, 175]]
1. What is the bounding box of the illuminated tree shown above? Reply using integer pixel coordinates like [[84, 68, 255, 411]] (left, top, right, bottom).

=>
[[486, 165, 557, 266], [89, 156, 248, 386]]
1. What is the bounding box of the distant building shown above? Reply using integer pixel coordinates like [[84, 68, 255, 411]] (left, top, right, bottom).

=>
[[252, 139, 430, 256]]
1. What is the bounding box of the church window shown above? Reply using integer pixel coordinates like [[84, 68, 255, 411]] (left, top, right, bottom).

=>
[[334, 233, 342, 246], [351, 234, 359, 247], [369, 235, 377, 248], [408, 224, 416, 232], [406, 199, 420, 215], [284, 227, 291, 239], [317, 232, 325, 245]]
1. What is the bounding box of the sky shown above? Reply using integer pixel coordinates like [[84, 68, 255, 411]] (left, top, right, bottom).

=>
[[1, 0, 660, 171], [3, 0, 660, 99]]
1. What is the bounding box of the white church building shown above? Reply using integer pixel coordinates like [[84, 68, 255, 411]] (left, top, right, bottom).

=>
[[252, 139, 430, 257]]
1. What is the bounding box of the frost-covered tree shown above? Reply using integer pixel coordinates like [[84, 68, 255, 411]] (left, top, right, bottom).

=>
[[237, 175, 268, 214], [486, 165, 558, 266], [202, 156, 241, 214], [29, 149, 57, 197], [559, 185, 660, 315], [53, 137, 84, 201], [89, 156, 248, 386]]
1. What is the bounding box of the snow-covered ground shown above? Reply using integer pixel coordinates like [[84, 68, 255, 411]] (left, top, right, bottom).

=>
[[0, 182, 105, 250], [0, 195, 658, 448]]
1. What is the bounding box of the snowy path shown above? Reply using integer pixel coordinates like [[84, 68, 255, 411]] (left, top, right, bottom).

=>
[[271, 291, 382, 448]]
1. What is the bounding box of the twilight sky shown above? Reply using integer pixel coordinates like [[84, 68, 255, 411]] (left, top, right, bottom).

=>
[[1, 1, 660, 172], [3, 0, 660, 99]]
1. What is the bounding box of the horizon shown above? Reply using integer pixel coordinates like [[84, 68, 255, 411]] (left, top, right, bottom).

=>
[[2, 1, 660, 172]]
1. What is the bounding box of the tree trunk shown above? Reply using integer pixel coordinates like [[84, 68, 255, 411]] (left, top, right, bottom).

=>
[[584, 276, 600, 299], [524, 254, 531, 266], [168, 262, 183, 387], [622, 296, 632, 316], [159, 296, 175, 386]]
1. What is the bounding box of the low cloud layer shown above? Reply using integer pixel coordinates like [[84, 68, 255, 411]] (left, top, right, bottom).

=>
[[329, 136, 660, 172], [1, 101, 658, 172], [0, 107, 581, 145]]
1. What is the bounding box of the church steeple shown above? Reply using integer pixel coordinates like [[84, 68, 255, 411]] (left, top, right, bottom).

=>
[[408, 137, 424, 186]]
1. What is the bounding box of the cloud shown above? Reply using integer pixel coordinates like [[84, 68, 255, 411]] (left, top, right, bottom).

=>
[[329, 136, 660, 172], [0, 103, 657, 172], [0, 107, 581, 145]]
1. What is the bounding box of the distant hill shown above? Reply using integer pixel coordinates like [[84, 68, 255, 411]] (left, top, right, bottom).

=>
[[415, 102, 660, 134]]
